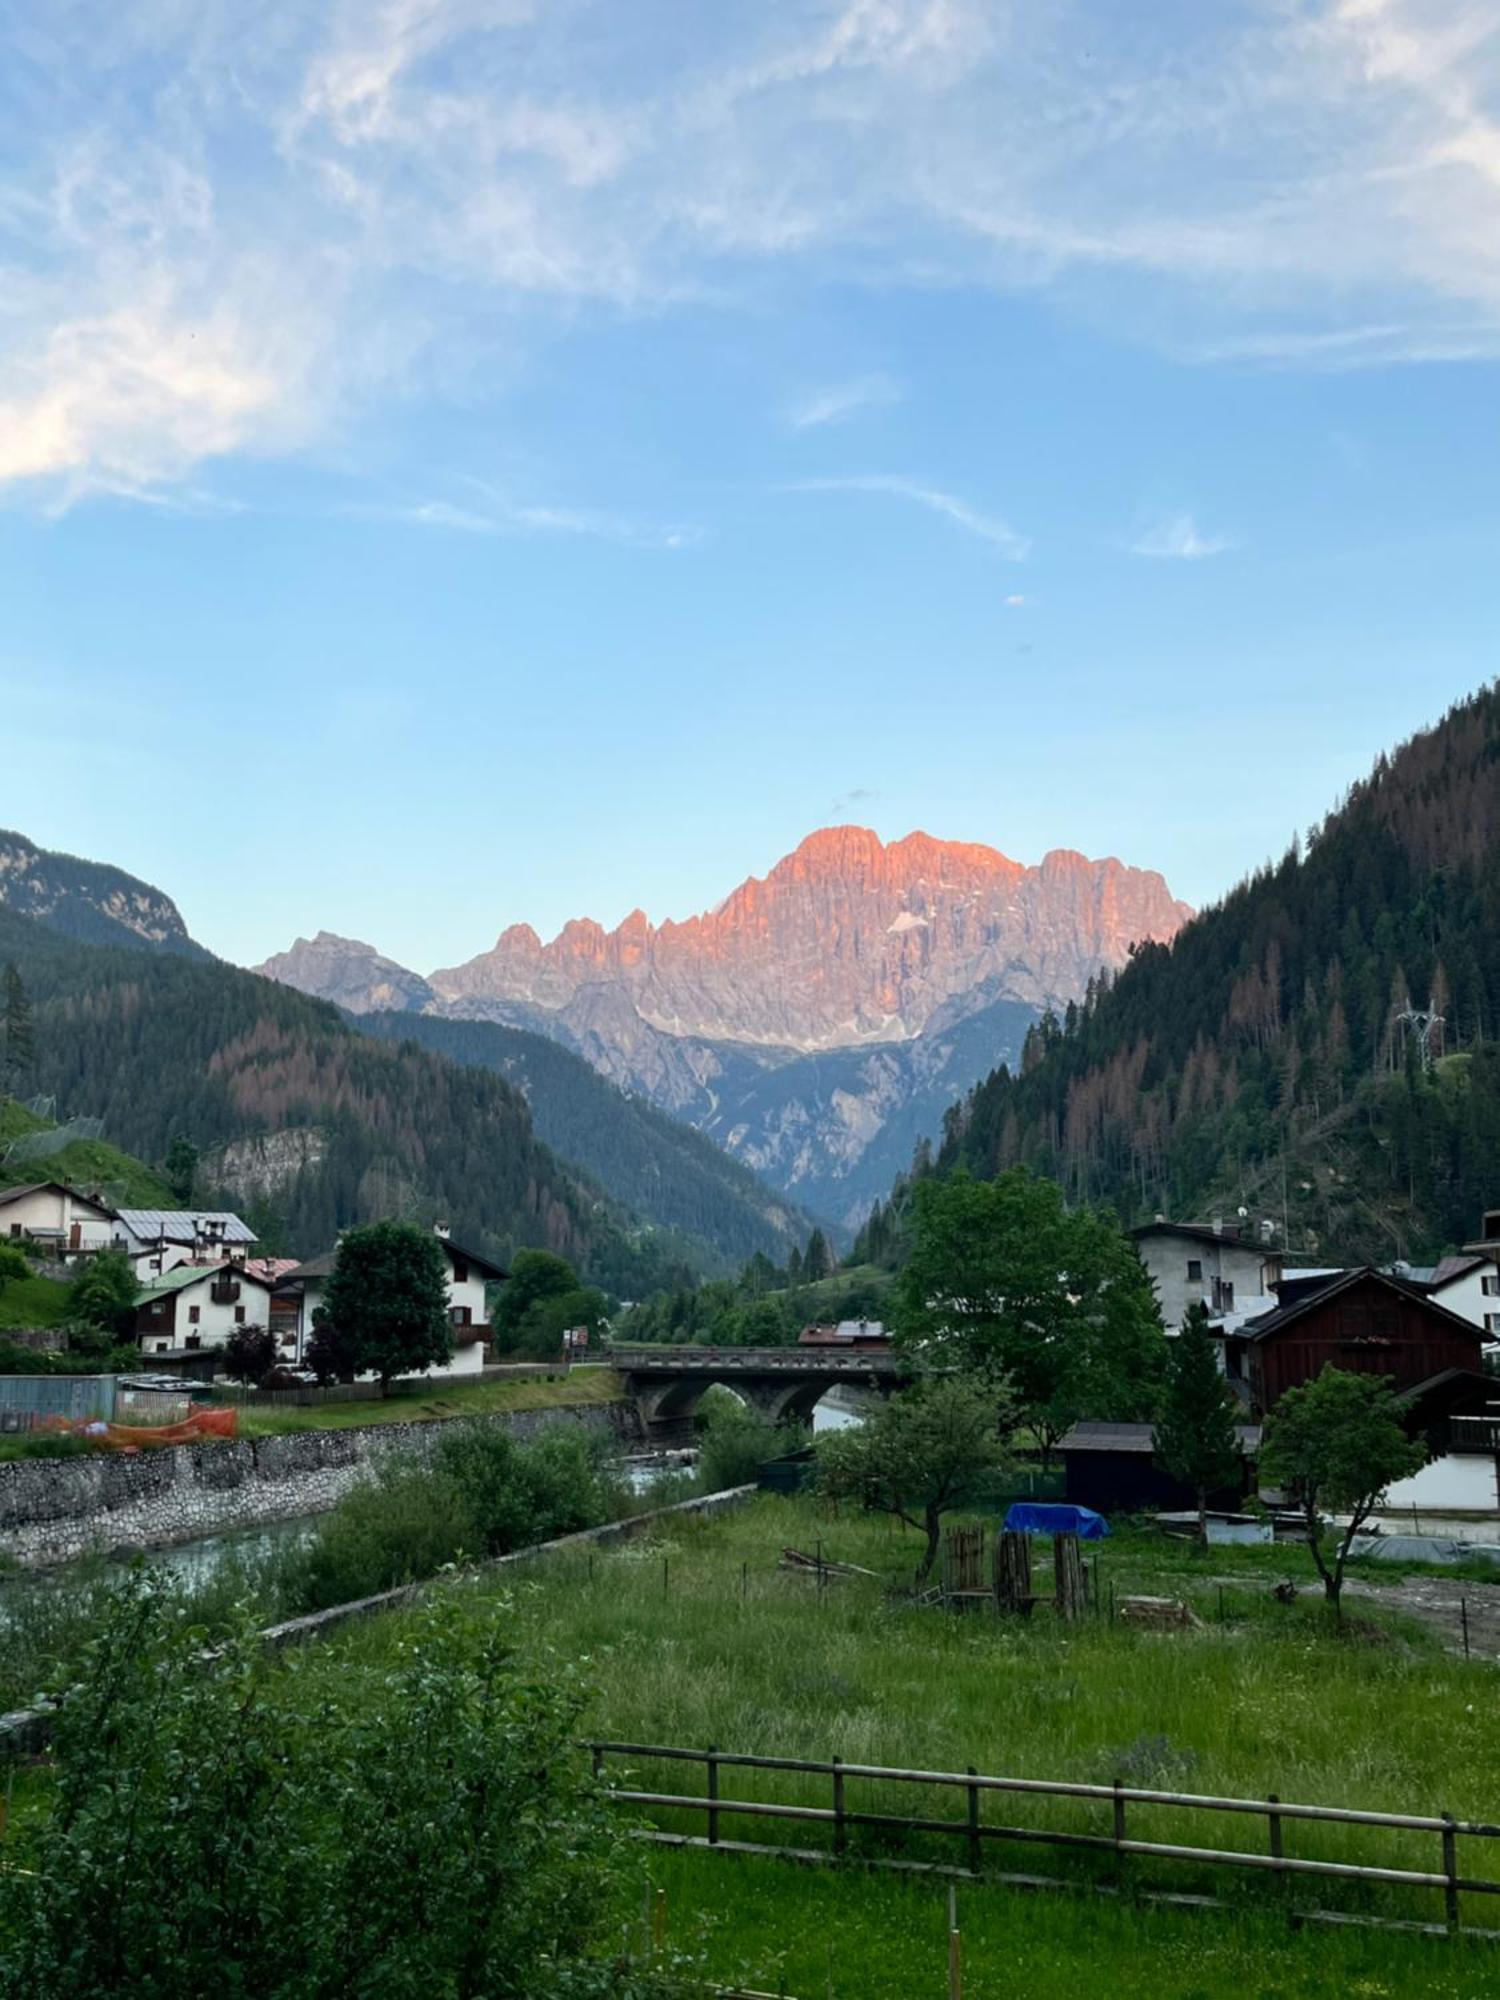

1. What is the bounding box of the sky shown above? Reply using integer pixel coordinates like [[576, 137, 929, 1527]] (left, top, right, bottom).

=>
[[3, 0, 1499, 971]]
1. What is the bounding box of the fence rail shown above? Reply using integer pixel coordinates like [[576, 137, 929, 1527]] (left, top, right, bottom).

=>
[[587, 1740, 1500, 1934]]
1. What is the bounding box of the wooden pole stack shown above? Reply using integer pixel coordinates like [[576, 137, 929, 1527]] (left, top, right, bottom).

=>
[[1053, 1532, 1087, 1621], [994, 1530, 1032, 1614]]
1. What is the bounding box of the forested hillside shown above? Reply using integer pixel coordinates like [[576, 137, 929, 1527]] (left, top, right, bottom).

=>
[[0, 907, 696, 1292], [357, 1011, 807, 1271], [918, 685, 1500, 1263]]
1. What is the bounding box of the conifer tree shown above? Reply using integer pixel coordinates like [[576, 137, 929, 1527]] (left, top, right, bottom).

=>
[[2, 963, 35, 1091], [1154, 1302, 1243, 1543]]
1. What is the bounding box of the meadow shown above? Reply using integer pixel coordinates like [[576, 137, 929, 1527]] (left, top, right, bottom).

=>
[[325, 1493, 1500, 1997]]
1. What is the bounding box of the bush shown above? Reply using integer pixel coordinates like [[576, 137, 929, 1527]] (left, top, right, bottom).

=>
[[0, 1578, 693, 1998], [275, 1464, 478, 1613], [696, 1395, 800, 1492], [435, 1422, 618, 1557], [222, 1322, 276, 1386], [64, 1249, 139, 1350]]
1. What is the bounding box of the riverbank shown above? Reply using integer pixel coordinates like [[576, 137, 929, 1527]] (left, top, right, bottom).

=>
[[0, 1395, 642, 1569]]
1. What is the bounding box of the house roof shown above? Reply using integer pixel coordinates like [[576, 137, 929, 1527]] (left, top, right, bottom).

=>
[[117, 1208, 256, 1245], [136, 1263, 274, 1305], [1058, 1420, 1261, 1456], [1427, 1255, 1487, 1290], [0, 1180, 116, 1218], [274, 1235, 508, 1292], [1240, 1265, 1485, 1346], [1132, 1220, 1253, 1247]]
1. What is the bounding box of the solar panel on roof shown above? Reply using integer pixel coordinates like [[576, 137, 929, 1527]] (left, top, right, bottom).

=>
[[116, 1209, 256, 1242]]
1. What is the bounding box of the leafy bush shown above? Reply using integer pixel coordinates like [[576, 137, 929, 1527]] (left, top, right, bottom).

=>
[[0, 1578, 695, 1998], [63, 1249, 139, 1350], [275, 1463, 477, 1613], [222, 1321, 276, 1386], [695, 1395, 800, 1491]]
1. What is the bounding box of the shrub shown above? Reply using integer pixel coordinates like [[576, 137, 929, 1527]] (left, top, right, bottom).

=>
[[696, 1396, 799, 1492], [223, 1322, 276, 1386], [0, 1578, 694, 1998], [275, 1464, 478, 1613]]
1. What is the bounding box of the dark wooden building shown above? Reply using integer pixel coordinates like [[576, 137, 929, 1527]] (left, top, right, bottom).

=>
[[1244, 1267, 1484, 1416], [1058, 1422, 1260, 1515]]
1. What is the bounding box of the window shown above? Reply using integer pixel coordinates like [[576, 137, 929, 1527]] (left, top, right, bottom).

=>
[[450, 1256, 469, 1284], [1483, 1274, 1500, 1298], [1186, 1259, 1203, 1282], [234, 1306, 246, 1324], [188, 1305, 201, 1324], [1212, 1278, 1235, 1313], [450, 1305, 472, 1327], [1487, 1313, 1500, 1335]]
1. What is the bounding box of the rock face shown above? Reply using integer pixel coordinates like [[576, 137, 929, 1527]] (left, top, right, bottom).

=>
[[0, 827, 208, 958], [255, 933, 437, 1015], [429, 827, 1192, 1052], [255, 827, 1192, 1227]]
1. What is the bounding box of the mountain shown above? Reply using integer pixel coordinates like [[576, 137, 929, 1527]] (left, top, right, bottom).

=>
[[925, 683, 1500, 1264], [356, 1012, 809, 1269], [0, 828, 210, 959], [0, 903, 742, 1292], [258, 828, 1191, 1225]]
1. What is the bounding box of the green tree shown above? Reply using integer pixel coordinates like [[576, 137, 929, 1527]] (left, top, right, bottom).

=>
[[65, 1249, 140, 1352], [304, 1304, 359, 1386], [0, 1242, 31, 1299], [1154, 1302, 1244, 1543], [1259, 1367, 1426, 1608], [815, 1376, 1015, 1582], [222, 1321, 276, 1386], [163, 1135, 198, 1205], [894, 1169, 1165, 1464], [320, 1221, 453, 1393], [1, 963, 35, 1091], [803, 1228, 834, 1282], [492, 1248, 579, 1353]]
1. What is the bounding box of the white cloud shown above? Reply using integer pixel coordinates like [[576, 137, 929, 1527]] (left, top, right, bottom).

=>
[[791, 475, 1030, 557], [10, 1, 1500, 504], [365, 488, 700, 548], [1131, 513, 1234, 560], [787, 373, 900, 429], [1003, 593, 1032, 606]]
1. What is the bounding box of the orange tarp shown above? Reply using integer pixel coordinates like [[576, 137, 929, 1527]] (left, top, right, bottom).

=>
[[42, 1406, 239, 1448]]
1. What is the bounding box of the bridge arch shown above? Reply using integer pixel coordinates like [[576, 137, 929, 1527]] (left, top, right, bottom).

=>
[[610, 1343, 908, 1445]]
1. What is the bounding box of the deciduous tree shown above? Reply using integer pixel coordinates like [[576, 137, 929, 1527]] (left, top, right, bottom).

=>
[[1259, 1366, 1426, 1607], [320, 1221, 453, 1393]]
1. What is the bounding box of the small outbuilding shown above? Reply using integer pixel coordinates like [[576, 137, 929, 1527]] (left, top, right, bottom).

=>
[[1058, 1420, 1260, 1516]]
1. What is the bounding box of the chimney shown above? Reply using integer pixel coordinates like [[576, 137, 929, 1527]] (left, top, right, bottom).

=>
[[434, 1221, 451, 1240], [1211, 1215, 1224, 1237]]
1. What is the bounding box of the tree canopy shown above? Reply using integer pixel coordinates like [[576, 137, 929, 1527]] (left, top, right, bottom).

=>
[[816, 1375, 1015, 1581], [320, 1221, 453, 1391], [893, 1168, 1165, 1459], [1154, 1301, 1244, 1540], [1259, 1366, 1426, 1605]]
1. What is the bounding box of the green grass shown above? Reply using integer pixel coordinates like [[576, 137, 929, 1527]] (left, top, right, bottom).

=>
[[237, 1366, 625, 1434], [0, 1271, 72, 1330], [0, 1096, 173, 1208], [326, 1495, 1500, 1991]]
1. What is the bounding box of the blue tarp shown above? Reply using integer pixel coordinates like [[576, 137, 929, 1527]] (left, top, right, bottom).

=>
[[1003, 1503, 1109, 1540]]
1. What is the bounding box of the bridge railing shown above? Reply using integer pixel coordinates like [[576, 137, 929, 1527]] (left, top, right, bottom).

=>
[[606, 1344, 903, 1374]]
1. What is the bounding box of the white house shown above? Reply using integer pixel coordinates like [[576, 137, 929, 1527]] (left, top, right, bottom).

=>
[[271, 1225, 508, 1379], [114, 1208, 258, 1281], [1131, 1218, 1292, 1332], [1420, 1255, 1500, 1339], [0, 1181, 118, 1256], [135, 1263, 276, 1359]]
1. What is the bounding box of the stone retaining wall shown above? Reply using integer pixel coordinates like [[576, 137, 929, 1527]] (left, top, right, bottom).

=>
[[0, 1400, 643, 1569]]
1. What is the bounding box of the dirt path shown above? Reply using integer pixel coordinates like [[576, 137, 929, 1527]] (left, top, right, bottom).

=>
[[1337, 1572, 1500, 1660]]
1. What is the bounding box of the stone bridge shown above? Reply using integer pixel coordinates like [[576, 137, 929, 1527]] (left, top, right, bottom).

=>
[[607, 1343, 911, 1442]]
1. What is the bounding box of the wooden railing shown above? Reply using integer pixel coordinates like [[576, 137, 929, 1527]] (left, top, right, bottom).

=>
[[588, 1740, 1500, 1935]]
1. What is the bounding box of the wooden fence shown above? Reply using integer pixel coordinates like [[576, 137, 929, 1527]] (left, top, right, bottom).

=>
[[588, 1740, 1500, 1937]]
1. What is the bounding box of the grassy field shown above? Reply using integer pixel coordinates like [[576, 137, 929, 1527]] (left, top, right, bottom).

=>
[[236, 1365, 624, 1434], [0, 1272, 71, 1330], [328, 1494, 1500, 1995]]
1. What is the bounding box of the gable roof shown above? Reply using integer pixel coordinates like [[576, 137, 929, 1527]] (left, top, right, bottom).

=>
[[1058, 1420, 1262, 1456], [1241, 1265, 1485, 1346], [0, 1180, 117, 1219], [116, 1208, 256, 1245], [1428, 1255, 1487, 1290], [440, 1236, 509, 1282], [136, 1263, 274, 1305], [274, 1235, 509, 1291]]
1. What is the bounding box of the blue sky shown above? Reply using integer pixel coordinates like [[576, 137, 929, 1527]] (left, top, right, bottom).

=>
[[3, 0, 1499, 969]]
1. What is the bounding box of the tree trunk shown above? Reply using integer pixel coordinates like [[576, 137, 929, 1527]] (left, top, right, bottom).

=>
[[1197, 1488, 1209, 1548], [917, 1507, 942, 1583]]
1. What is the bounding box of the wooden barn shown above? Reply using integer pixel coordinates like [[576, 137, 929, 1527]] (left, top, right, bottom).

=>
[[1244, 1267, 1484, 1416], [1058, 1422, 1260, 1516]]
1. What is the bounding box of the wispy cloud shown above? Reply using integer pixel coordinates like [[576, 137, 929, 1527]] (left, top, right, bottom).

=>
[[10, 0, 1500, 505], [1131, 513, 1234, 561], [830, 784, 880, 816], [787, 373, 900, 429], [1003, 593, 1033, 607], [362, 489, 700, 549], [791, 475, 1030, 557]]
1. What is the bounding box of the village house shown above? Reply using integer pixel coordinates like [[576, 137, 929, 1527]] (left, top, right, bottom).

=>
[[114, 1207, 258, 1280], [271, 1223, 508, 1378], [135, 1262, 276, 1362], [1131, 1217, 1291, 1332], [798, 1318, 889, 1349], [0, 1180, 118, 1257]]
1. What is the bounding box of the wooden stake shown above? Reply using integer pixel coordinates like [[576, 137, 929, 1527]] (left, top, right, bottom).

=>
[[947, 1883, 963, 2000], [652, 1886, 667, 1953]]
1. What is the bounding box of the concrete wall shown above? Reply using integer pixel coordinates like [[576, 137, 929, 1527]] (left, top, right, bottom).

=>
[[0, 1399, 643, 1570]]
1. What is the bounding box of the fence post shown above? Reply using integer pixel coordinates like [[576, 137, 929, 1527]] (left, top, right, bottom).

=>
[[1113, 1776, 1127, 1867], [1442, 1813, 1461, 1931], [1267, 1793, 1283, 1873], [947, 1883, 963, 2000], [1461, 1597, 1470, 1659], [966, 1764, 981, 1876], [663, 1554, 669, 1597], [591, 1743, 604, 1783], [707, 1744, 720, 1847], [833, 1756, 846, 1857]]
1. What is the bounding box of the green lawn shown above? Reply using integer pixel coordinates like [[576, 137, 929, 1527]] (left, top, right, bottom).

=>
[[0, 1271, 72, 1330], [237, 1366, 624, 1435], [329, 1495, 1500, 1993]]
